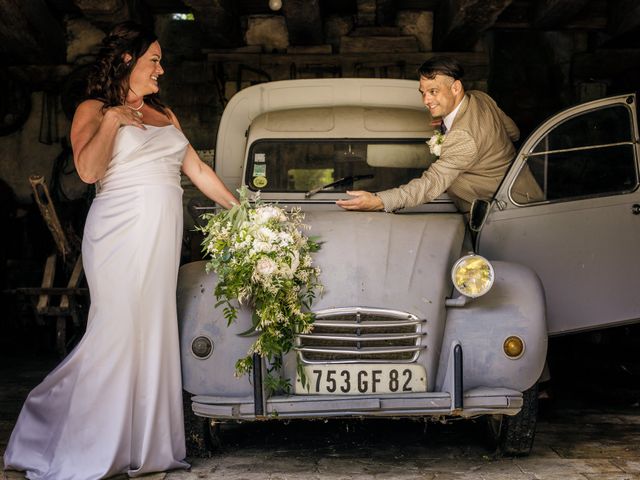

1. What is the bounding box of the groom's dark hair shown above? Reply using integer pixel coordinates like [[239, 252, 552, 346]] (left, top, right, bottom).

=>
[[418, 56, 465, 82]]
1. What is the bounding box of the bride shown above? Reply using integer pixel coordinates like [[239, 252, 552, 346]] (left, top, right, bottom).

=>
[[3, 21, 237, 479]]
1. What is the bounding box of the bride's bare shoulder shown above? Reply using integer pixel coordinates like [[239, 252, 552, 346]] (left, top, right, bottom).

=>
[[75, 99, 106, 115]]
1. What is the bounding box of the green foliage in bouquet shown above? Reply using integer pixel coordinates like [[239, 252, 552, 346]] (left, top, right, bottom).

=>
[[199, 187, 322, 393]]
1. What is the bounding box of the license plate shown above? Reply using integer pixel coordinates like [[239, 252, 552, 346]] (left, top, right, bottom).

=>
[[295, 364, 427, 394]]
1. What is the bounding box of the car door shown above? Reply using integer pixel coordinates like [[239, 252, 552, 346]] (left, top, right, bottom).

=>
[[477, 94, 640, 335]]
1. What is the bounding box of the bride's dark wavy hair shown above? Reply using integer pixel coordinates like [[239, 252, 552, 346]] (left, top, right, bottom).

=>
[[86, 21, 167, 115]]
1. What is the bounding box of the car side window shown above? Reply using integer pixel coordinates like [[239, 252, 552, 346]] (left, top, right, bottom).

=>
[[511, 104, 638, 204]]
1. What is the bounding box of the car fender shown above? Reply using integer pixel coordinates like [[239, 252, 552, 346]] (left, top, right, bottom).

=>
[[435, 261, 547, 393], [177, 261, 254, 396]]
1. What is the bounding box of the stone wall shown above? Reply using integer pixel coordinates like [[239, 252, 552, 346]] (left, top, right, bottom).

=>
[[0, 92, 84, 204]]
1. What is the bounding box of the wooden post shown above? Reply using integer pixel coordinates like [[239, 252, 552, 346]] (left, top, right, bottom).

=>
[[36, 254, 57, 321]]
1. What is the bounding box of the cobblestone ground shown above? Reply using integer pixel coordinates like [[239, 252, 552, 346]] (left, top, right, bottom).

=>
[[2, 354, 640, 480]]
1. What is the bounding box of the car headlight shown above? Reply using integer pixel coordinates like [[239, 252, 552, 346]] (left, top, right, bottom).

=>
[[451, 254, 495, 298]]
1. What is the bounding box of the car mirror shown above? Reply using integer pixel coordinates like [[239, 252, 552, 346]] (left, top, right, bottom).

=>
[[469, 199, 490, 232]]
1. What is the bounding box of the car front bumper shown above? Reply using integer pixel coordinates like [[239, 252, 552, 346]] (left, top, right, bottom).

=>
[[190, 386, 524, 420]]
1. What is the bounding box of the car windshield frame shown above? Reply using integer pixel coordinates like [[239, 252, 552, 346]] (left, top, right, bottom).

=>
[[244, 137, 435, 198]]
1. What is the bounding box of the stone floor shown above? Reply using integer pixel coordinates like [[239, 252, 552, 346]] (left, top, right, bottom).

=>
[[2, 350, 640, 480]]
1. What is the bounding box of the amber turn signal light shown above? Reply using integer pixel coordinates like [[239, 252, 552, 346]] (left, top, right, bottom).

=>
[[503, 335, 524, 359]]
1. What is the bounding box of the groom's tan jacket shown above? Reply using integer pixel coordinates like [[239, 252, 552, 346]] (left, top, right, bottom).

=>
[[376, 90, 520, 213]]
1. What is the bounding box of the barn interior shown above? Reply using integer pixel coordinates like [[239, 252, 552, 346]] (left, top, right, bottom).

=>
[[0, 0, 639, 413]]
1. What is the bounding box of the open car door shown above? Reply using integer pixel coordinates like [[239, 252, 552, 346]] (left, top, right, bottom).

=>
[[477, 94, 640, 335]]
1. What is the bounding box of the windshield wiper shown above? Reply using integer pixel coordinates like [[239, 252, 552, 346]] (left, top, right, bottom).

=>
[[304, 174, 374, 198]]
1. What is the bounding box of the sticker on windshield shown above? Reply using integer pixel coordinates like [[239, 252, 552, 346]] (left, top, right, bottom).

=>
[[254, 153, 266, 163], [253, 176, 268, 188], [253, 163, 266, 177]]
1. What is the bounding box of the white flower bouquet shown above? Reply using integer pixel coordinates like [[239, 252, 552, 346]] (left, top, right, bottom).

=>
[[427, 130, 445, 158], [199, 187, 322, 392]]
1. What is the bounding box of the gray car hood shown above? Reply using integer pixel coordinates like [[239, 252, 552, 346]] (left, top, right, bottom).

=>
[[305, 211, 466, 318]]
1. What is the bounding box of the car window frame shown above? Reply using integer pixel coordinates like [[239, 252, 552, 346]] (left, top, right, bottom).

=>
[[506, 101, 639, 207]]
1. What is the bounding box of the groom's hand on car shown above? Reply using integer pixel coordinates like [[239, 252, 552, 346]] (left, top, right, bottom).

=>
[[336, 190, 384, 211]]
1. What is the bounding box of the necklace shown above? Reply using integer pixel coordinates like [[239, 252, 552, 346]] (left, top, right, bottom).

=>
[[126, 99, 144, 111]]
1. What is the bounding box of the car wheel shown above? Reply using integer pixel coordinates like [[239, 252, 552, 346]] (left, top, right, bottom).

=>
[[183, 390, 222, 457], [486, 382, 538, 456]]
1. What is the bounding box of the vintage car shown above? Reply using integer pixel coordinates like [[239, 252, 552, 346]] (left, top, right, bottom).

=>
[[177, 78, 639, 457]]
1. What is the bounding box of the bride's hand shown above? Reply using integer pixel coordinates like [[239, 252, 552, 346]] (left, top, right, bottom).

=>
[[104, 106, 146, 129]]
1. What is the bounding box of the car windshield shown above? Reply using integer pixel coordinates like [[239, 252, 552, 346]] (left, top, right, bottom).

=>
[[245, 139, 434, 194]]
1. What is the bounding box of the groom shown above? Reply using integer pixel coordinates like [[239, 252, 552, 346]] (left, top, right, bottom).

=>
[[336, 56, 525, 214]]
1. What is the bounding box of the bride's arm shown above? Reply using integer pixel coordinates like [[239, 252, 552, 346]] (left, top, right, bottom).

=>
[[181, 146, 238, 209], [70, 100, 144, 184], [168, 109, 238, 209]]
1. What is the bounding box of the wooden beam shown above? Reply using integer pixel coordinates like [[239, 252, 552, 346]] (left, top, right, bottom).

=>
[[532, 0, 590, 29], [341, 35, 418, 53], [206, 50, 489, 81], [282, 0, 324, 45], [435, 0, 513, 51], [0, 0, 66, 64], [183, 0, 242, 48]]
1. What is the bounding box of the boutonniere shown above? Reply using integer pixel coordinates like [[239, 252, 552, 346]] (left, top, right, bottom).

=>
[[427, 130, 445, 158]]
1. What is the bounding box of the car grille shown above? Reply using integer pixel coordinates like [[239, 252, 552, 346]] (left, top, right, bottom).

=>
[[295, 307, 426, 364]]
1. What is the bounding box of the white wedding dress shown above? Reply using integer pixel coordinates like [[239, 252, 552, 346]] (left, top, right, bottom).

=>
[[4, 124, 191, 479]]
